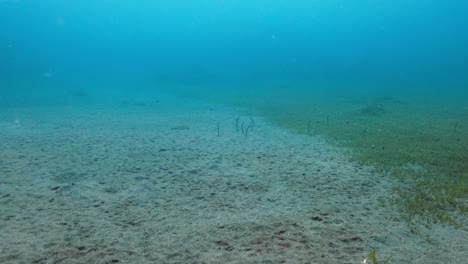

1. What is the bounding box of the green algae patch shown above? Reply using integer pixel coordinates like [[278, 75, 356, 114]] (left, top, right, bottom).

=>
[[262, 93, 468, 227]]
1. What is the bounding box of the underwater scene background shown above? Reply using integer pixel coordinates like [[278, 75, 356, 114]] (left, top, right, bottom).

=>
[[1, 1, 467, 263]]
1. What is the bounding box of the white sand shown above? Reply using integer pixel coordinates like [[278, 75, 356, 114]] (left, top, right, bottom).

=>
[[0, 93, 466, 263]]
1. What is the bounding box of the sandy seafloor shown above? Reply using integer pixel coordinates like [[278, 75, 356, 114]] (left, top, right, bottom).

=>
[[0, 92, 466, 264]]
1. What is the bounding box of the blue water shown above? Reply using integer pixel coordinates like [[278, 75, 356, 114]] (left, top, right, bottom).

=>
[[1, 2, 468, 263], [1, 0, 467, 100]]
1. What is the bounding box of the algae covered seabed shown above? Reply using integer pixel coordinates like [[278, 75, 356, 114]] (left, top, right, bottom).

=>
[[0, 92, 466, 263]]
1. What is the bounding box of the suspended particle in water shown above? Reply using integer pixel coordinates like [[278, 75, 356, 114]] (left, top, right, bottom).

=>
[[56, 17, 66, 27], [43, 71, 53, 78]]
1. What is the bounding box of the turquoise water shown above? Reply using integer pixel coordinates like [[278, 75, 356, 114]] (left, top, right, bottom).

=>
[[1, 1, 467, 263], [1, 1, 467, 99]]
